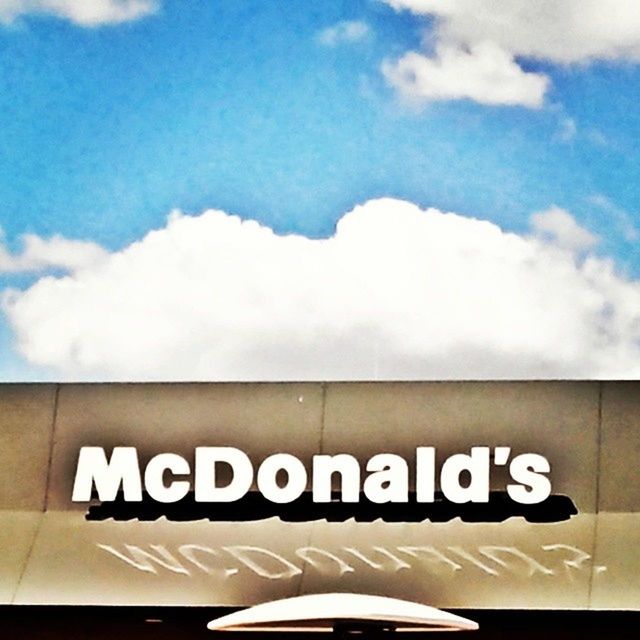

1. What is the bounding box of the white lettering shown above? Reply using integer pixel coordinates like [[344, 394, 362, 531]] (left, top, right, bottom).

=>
[[312, 454, 360, 502], [363, 453, 408, 503], [257, 453, 307, 503], [72, 446, 142, 502], [507, 453, 551, 504], [195, 447, 253, 502], [440, 446, 490, 503], [72, 445, 553, 506], [416, 446, 435, 502], [144, 453, 190, 503]]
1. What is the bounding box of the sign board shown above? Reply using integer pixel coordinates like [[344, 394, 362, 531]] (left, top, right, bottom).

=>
[[0, 382, 638, 609]]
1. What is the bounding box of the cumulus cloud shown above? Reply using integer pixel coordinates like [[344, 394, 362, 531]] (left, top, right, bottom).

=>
[[382, 43, 548, 108], [317, 20, 370, 46], [530, 206, 598, 253], [382, 0, 640, 107], [3, 198, 640, 381], [0, 230, 108, 274], [0, 0, 158, 26]]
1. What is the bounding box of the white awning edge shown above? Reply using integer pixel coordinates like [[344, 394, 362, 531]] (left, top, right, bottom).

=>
[[207, 593, 479, 632]]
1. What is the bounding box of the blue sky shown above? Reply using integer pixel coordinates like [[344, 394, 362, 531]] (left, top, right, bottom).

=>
[[1, 0, 640, 381]]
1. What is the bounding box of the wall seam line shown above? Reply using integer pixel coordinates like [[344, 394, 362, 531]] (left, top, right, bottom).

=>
[[11, 383, 60, 603], [43, 383, 60, 512], [295, 381, 328, 598], [587, 381, 603, 609]]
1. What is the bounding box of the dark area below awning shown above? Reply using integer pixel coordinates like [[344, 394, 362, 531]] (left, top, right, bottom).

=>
[[1, 606, 638, 639]]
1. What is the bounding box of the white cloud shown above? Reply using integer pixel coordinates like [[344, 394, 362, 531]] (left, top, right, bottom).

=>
[[382, 0, 640, 107], [530, 206, 598, 253], [4, 198, 640, 381], [555, 117, 578, 143], [317, 20, 370, 46], [382, 43, 548, 108], [0, 0, 158, 26], [384, 0, 640, 63], [0, 230, 108, 274], [587, 194, 639, 243]]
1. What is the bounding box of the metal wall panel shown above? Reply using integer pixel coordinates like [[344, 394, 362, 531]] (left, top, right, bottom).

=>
[[0, 384, 56, 510], [591, 382, 640, 609]]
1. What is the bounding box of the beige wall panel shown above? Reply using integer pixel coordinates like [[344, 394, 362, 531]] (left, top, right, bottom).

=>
[[298, 515, 595, 609], [0, 384, 56, 510], [590, 514, 640, 609], [322, 382, 599, 511], [599, 382, 640, 512], [14, 511, 599, 609], [0, 512, 43, 603], [47, 382, 324, 510], [591, 383, 640, 609], [14, 512, 314, 605]]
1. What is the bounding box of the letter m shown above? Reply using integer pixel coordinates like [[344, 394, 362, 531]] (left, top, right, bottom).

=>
[[72, 446, 142, 502]]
